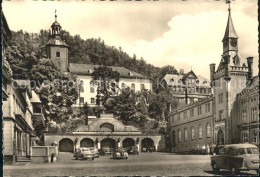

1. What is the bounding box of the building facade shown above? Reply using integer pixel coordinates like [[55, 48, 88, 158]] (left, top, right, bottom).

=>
[[232, 76, 259, 144], [169, 96, 214, 153], [45, 114, 163, 152], [2, 11, 45, 164], [168, 4, 258, 152], [69, 63, 152, 107], [161, 70, 212, 104]]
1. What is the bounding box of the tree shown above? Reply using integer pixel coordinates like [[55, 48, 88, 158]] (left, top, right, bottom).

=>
[[31, 58, 79, 125], [91, 66, 120, 104]]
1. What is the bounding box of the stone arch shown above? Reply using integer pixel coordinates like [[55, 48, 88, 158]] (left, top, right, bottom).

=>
[[100, 123, 114, 131], [101, 138, 116, 149], [59, 138, 73, 152], [141, 138, 154, 149], [122, 138, 135, 148], [217, 129, 224, 145], [80, 138, 94, 148]]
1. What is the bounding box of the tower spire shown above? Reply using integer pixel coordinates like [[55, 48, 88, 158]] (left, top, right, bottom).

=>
[[222, 0, 238, 42], [55, 9, 57, 22]]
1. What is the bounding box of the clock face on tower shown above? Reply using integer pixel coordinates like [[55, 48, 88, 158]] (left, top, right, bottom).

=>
[[55, 39, 61, 45], [230, 38, 237, 47]]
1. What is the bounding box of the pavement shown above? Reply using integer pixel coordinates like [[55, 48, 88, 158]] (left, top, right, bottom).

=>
[[3, 152, 258, 176]]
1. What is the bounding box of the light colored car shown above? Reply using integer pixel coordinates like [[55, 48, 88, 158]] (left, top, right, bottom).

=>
[[112, 147, 128, 159], [74, 148, 95, 160], [211, 143, 259, 175], [89, 147, 99, 158]]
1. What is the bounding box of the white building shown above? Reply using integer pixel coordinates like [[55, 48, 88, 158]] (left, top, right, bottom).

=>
[[69, 63, 152, 107]]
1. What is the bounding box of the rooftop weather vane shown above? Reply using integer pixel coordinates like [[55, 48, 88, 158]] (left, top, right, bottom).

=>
[[226, 0, 231, 11], [55, 9, 57, 22]]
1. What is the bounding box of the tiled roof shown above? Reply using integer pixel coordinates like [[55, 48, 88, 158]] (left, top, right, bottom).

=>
[[222, 10, 238, 41], [163, 72, 210, 88], [69, 63, 147, 79]]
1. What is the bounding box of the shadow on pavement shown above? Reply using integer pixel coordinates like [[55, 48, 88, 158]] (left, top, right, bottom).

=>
[[204, 170, 258, 176]]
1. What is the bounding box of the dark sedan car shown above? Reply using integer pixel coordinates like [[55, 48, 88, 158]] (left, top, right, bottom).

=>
[[100, 146, 112, 156], [127, 146, 139, 155], [112, 147, 128, 159]]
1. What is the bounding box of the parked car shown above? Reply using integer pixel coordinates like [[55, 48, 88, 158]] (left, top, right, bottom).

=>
[[112, 147, 128, 159], [127, 146, 139, 155], [74, 148, 95, 160], [89, 147, 99, 158], [100, 146, 112, 156], [211, 143, 259, 175]]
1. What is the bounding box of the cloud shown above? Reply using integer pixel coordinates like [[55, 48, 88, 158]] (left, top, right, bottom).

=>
[[121, 9, 258, 79]]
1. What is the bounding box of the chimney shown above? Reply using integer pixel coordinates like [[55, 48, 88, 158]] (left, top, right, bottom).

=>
[[224, 55, 231, 81], [247, 57, 253, 82], [180, 69, 184, 75], [209, 64, 216, 87]]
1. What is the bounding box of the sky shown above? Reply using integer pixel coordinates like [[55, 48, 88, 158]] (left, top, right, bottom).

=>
[[2, 0, 258, 79]]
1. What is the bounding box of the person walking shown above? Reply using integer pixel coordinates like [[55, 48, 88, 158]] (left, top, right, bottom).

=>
[[206, 144, 210, 155], [202, 144, 206, 155]]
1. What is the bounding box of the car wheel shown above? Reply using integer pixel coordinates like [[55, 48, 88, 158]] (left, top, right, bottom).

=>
[[92, 157, 94, 160], [231, 166, 239, 175], [212, 162, 220, 172], [125, 157, 128, 160]]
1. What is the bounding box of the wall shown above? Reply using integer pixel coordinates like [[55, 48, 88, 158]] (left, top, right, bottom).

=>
[[47, 45, 68, 72], [75, 75, 152, 106], [3, 120, 14, 155]]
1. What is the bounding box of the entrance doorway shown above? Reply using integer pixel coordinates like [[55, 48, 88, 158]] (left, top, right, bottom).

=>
[[80, 138, 94, 148], [59, 138, 73, 152], [217, 130, 224, 145], [101, 138, 116, 149]]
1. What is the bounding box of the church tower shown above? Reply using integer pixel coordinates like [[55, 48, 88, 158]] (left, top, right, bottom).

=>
[[209, 1, 254, 145], [46, 10, 69, 72]]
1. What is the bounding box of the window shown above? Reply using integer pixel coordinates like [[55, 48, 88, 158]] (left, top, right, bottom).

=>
[[170, 78, 174, 82], [184, 128, 188, 141], [91, 98, 95, 104], [205, 103, 210, 112], [131, 83, 135, 92], [197, 106, 202, 115], [191, 127, 195, 140], [56, 51, 60, 57], [178, 130, 181, 142], [183, 111, 187, 119], [206, 123, 211, 138], [121, 83, 125, 89], [80, 80, 84, 92], [198, 125, 202, 139], [219, 110, 224, 120], [252, 132, 258, 143], [177, 113, 180, 121], [80, 97, 84, 104], [141, 84, 145, 91], [219, 93, 223, 104], [90, 82, 95, 93], [251, 108, 257, 122], [172, 131, 176, 147], [190, 109, 194, 117], [242, 133, 248, 143], [241, 110, 247, 123]]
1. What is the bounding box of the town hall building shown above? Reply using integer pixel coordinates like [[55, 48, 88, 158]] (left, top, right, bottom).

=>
[[168, 4, 258, 153]]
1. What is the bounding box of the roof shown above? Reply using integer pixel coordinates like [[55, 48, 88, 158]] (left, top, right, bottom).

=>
[[51, 21, 61, 27], [46, 38, 68, 46], [69, 63, 147, 79], [163, 72, 210, 88], [222, 9, 238, 41], [30, 90, 42, 103], [163, 74, 184, 86]]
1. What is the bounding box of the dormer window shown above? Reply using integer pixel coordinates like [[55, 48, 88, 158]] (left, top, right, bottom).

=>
[[129, 72, 133, 76], [178, 79, 182, 83], [170, 78, 174, 82], [203, 80, 207, 84], [88, 69, 93, 73], [196, 80, 199, 84]]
